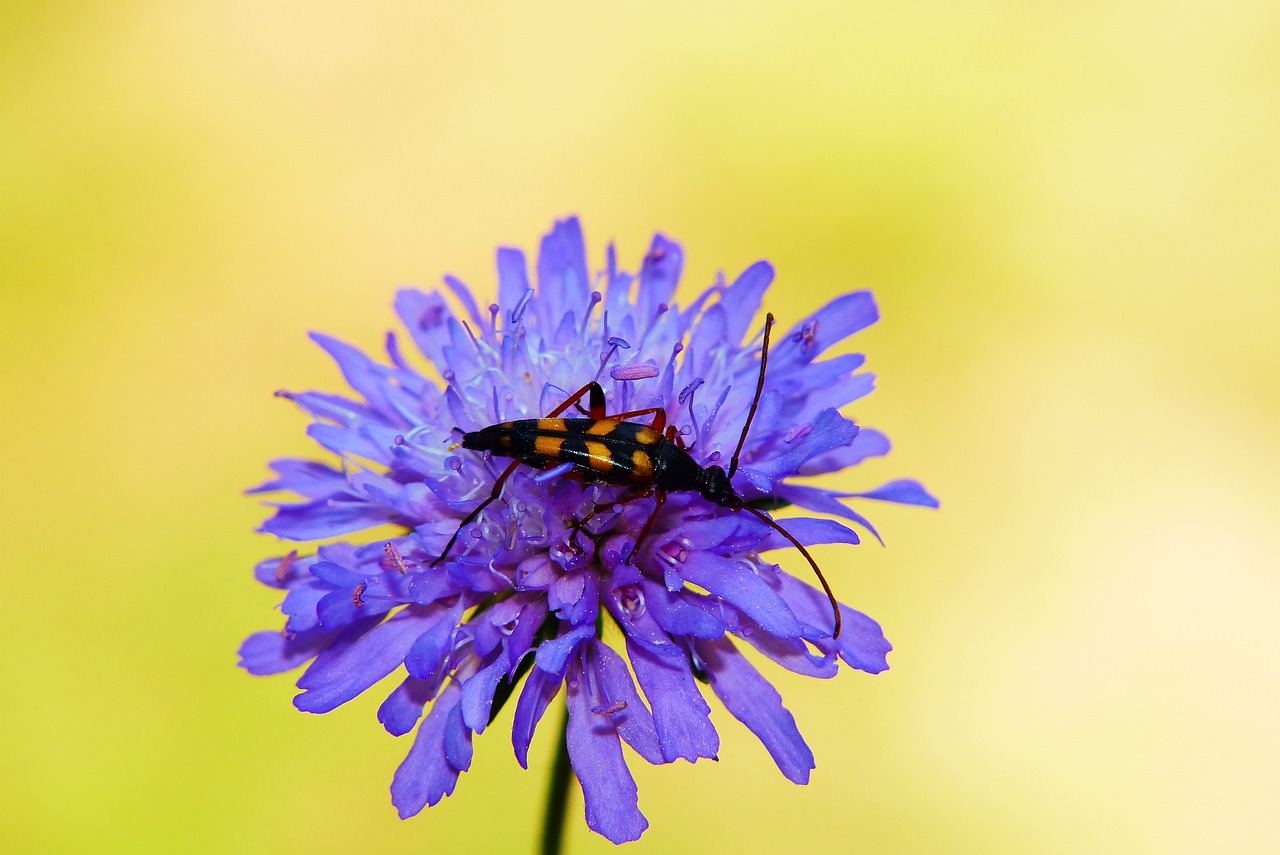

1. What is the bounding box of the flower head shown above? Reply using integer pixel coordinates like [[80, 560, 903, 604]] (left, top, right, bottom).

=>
[[239, 218, 936, 844]]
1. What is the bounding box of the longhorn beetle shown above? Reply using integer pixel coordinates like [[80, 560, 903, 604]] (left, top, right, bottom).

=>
[[433, 313, 844, 637]]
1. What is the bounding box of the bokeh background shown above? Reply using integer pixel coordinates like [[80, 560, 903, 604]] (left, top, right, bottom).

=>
[[3, 2, 1277, 853]]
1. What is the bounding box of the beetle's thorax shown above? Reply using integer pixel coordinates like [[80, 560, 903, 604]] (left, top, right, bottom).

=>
[[697, 464, 743, 509]]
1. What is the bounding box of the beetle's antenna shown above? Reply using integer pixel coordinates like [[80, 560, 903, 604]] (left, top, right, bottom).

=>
[[743, 505, 842, 638], [728, 312, 774, 479]]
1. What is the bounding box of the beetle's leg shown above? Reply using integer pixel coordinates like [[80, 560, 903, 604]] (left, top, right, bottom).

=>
[[547, 381, 608, 419], [432, 460, 522, 566], [576, 487, 655, 531], [604, 406, 667, 426], [569, 486, 656, 551], [624, 489, 667, 566], [662, 422, 691, 450]]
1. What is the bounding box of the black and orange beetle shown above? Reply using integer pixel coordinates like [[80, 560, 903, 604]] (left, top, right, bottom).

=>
[[433, 313, 844, 637]]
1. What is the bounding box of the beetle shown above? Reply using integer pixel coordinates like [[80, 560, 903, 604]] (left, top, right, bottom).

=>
[[433, 313, 844, 637]]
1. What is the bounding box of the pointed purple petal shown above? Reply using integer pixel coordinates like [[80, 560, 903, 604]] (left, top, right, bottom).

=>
[[737, 619, 839, 678], [280, 579, 328, 633], [443, 702, 474, 772], [589, 640, 664, 765], [248, 459, 348, 499], [305, 421, 395, 465], [686, 303, 728, 370], [637, 234, 683, 319], [719, 261, 774, 345], [308, 334, 418, 424], [772, 291, 879, 368], [237, 629, 331, 676], [252, 550, 309, 589], [565, 661, 649, 844], [512, 666, 563, 769], [316, 584, 389, 631], [756, 516, 861, 551], [694, 636, 815, 784], [443, 274, 483, 327], [742, 408, 860, 489], [775, 574, 892, 674], [849, 479, 940, 508], [259, 498, 395, 541], [538, 217, 591, 319], [775, 483, 885, 545], [460, 655, 508, 734], [378, 676, 437, 736], [602, 583, 681, 657], [391, 681, 465, 817], [628, 640, 719, 763], [643, 580, 726, 639], [503, 600, 550, 675], [404, 600, 466, 681], [496, 247, 531, 312], [294, 609, 434, 714], [678, 551, 806, 638], [394, 289, 454, 369], [535, 625, 594, 674]]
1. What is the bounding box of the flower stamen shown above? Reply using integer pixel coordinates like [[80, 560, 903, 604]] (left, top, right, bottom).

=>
[[383, 543, 409, 574]]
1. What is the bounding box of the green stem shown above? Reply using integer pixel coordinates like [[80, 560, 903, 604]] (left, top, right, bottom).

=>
[[539, 716, 573, 855]]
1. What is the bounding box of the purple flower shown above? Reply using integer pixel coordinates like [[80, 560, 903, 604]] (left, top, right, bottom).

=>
[[239, 217, 936, 844]]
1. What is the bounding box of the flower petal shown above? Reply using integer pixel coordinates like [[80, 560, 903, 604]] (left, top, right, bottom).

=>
[[774, 483, 886, 545], [237, 629, 332, 676], [694, 636, 815, 784], [678, 551, 806, 638], [719, 260, 774, 345], [305, 421, 395, 465], [512, 665, 563, 769], [589, 640, 664, 765], [771, 291, 879, 368], [637, 233, 683, 320], [741, 408, 860, 490], [535, 625, 594, 674], [566, 660, 649, 844], [404, 599, 466, 682], [775, 574, 892, 674], [443, 702, 474, 772], [252, 550, 308, 589], [280, 578, 329, 633], [849, 479, 940, 508], [248, 459, 348, 499], [443, 274, 483, 328], [294, 609, 435, 714], [316, 583, 388, 631], [537, 217, 591, 322], [602, 583, 681, 657], [391, 680, 466, 817], [755, 516, 862, 551], [378, 676, 437, 737], [643, 580, 726, 639], [496, 247, 531, 313], [628, 639, 719, 763], [394, 289, 453, 370], [736, 619, 839, 678], [460, 655, 508, 734], [309, 332, 411, 421]]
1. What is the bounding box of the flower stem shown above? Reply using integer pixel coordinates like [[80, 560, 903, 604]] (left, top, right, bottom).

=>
[[540, 717, 573, 855]]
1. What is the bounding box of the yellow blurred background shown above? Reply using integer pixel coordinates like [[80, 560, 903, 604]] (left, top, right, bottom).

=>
[[3, 2, 1277, 853]]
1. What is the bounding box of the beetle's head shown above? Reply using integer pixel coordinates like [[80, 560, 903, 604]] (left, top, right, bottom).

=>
[[698, 464, 742, 509]]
